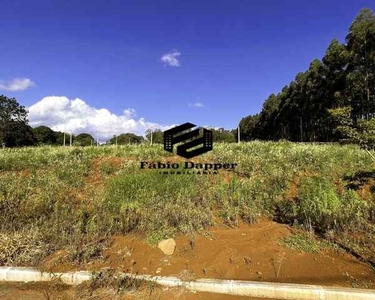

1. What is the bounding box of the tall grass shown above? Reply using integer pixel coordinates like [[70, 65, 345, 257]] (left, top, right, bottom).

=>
[[0, 142, 374, 266]]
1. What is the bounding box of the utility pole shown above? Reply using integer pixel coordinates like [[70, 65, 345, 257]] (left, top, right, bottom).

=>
[[150, 130, 153, 145], [69, 132, 72, 147], [237, 126, 241, 143], [63, 132, 66, 146]]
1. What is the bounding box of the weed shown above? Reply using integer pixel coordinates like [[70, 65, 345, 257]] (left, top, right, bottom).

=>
[[90, 269, 143, 292], [279, 232, 335, 253], [274, 252, 286, 278]]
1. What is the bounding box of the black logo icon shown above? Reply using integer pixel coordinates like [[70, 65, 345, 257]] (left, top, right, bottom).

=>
[[164, 123, 213, 158]]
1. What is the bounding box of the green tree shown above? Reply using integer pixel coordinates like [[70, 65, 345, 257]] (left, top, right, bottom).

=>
[[239, 8, 375, 143], [0, 95, 35, 147], [53, 131, 71, 145], [328, 106, 357, 141], [145, 129, 163, 144], [329, 106, 375, 149], [211, 128, 235, 142], [74, 133, 95, 146], [32, 126, 57, 145], [1, 121, 36, 147], [346, 8, 375, 120], [320, 39, 349, 141], [109, 133, 144, 145], [54, 131, 65, 145], [239, 114, 260, 141]]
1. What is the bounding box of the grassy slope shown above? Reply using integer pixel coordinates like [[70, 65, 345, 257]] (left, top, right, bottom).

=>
[[0, 142, 374, 267]]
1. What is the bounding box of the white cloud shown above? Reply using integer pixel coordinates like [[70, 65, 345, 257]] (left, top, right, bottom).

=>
[[160, 50, 181, 67], [28, 96, 169, 140], [204, 125, 220, 130], [123, 108, 136, 118], [188, 102, 204, 108], [0, 78, 35, 91]]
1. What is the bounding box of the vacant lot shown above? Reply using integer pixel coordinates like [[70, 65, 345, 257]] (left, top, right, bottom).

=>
[[0, 142, 374, 289]]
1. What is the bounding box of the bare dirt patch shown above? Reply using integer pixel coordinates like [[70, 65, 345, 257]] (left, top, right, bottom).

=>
[[45, 220, 375, 288], [0, 282, 278, 300]]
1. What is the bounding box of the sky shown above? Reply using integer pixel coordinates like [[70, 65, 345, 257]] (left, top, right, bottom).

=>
[[1, 0, 375, 139]]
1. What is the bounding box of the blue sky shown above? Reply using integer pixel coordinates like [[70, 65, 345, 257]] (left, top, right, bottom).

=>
[[1, 0, 375, 137]]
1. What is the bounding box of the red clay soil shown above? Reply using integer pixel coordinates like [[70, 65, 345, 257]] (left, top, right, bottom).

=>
[[85, 156, 125, 185], [42, 220, 375, 289], [0, 282, 279, 300]]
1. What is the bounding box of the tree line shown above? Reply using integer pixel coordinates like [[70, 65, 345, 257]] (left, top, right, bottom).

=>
[[0, 95, 146, 147], [239, 8, 375, 146], [0, 95, 236, 147]]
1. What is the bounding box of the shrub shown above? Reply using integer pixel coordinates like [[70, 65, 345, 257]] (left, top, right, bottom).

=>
[[278, 176, 368, 232]]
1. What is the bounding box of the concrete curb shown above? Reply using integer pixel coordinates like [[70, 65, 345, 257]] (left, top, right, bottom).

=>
[[1, 267, 375, 300], [0, 267, 91, 285]]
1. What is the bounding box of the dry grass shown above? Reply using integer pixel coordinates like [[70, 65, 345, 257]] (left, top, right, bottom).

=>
[[0, 229, 47, 266]]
